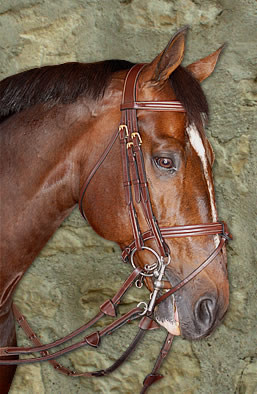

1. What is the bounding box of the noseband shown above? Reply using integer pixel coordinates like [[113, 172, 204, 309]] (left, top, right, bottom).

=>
[[1, 64, 232, 393], [79, 63, 231, 309]]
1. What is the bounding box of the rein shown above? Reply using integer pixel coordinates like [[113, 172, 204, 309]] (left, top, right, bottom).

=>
[[0, 64, 232, 393]]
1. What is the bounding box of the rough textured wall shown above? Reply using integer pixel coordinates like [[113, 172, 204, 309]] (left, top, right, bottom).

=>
[[0, 0, 256, 393]]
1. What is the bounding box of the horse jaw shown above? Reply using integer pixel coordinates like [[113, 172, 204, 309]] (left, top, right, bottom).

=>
[[154, 294, 181, 336]]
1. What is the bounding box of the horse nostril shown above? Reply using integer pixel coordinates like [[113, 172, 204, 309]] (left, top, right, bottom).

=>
[[194, 296, 217, 329]]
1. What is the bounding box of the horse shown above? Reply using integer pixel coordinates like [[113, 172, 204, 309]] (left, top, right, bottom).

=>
[[0, 27, 231, 393]]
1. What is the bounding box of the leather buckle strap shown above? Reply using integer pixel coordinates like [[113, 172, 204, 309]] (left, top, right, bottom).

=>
[[121, 63, 146, 104], [121, 63, 169, 258]]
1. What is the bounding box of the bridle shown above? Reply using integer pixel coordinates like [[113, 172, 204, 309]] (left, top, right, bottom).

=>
[[0, 64, 231, 393], [80, 63, 231, 307]]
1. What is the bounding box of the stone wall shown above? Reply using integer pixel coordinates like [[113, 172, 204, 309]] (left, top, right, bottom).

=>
[[0, 0, 256, 393]]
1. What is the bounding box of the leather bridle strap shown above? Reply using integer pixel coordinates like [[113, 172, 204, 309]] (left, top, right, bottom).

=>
[[122, 222, 226, 261], [1, 310, 161, 385], [79, 127, 120, 220], [120, 101, 185, 111], [119, 110, 143, 250], [0, 267, 143, 358], [140, 333, 174, 394], [0, 307, 144, 366], [78, 63, 187, 258], [120, 63, 175, 257], [156, 236, 227, 305]]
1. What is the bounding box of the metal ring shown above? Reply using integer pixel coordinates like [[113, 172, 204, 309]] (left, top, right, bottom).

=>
[[135, 278, 143, 289], [130, 246, 162, 277], [137, 302, 148, 316]]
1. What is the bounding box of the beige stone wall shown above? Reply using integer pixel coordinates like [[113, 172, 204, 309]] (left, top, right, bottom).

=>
[[1, 0, 256, 393]]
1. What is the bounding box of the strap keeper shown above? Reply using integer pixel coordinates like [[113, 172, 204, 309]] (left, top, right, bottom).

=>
[[220, 221, 233, 241], [100, 299, 117, 317], [121, 247, 131, 262], [85, 331, 100, 348], [41, 350, 49, 357], [139, 316, 159, 330], [143, 373, 163, 388], [17, 315, 25, 324], [0, 348, 9, 356], [92, 369, 105, 377]]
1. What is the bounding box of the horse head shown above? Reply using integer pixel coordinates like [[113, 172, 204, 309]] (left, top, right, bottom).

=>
[[80, 28, 229, 340]]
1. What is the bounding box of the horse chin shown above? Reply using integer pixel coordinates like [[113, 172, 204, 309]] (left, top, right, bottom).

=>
[[154, 294, 181, 336]]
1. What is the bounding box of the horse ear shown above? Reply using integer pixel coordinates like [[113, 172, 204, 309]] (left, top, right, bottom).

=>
[[186, 45, 225, 82], [142, 26, 188, 83]]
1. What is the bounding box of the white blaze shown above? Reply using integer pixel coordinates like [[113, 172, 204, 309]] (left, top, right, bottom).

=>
[[186, 124, 219, 247]]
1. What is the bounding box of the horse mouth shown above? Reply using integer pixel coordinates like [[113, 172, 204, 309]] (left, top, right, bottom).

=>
[[154, 293, 181, 336]]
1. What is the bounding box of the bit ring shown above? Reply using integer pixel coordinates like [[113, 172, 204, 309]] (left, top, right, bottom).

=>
[[130, 246, 162, 277]]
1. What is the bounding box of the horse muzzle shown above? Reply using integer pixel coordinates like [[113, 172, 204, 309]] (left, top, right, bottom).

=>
[[155, 265, 229, 340], [154, 293, 181, 336]]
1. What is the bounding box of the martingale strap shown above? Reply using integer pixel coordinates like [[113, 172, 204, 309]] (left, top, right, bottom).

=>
[[1, 306, 145, 366], [0, 267, 143, 358]]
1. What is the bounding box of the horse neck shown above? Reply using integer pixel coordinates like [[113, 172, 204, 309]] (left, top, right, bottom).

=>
[[0, 97, 119, 275]]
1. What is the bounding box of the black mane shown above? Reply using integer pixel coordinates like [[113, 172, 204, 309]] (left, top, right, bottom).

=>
[[0, 61, 208, 127], [0, 60, 134, 123]]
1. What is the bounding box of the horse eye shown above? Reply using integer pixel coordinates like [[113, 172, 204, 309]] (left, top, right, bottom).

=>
[[155, 157, 175, 170]]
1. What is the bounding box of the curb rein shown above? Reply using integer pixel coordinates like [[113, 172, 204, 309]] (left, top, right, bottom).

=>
[[0, 64, 232, 393]]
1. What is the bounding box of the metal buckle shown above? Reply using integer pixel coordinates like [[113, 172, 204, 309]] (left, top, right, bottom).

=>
[[131, 132, 142, 145], [127, 141, 134, 149], [119, 124, 129, 137]]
